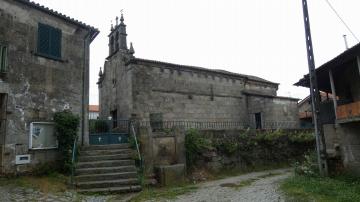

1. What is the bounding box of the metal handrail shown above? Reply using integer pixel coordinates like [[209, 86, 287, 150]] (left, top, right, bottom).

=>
[[130, 121, 141, 162], [70, 136, 77, 186]]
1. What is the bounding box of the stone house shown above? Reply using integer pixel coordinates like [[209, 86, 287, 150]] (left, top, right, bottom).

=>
[[295, 43, 360, 174], [89, 105, 99, 120], [98, 15, 299, 129], [298, 92, 332, 128], [0, 0, 98, 173]]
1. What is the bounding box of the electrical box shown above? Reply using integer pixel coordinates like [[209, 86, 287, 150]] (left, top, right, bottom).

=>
[[15, 154, 31, 165]]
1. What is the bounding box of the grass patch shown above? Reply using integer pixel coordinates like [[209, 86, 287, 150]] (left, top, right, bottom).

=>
[[280, 175, 360, 202], [0, 172, 69, 194], [220, 178, 257, 190], [130, 184, 197, 202]]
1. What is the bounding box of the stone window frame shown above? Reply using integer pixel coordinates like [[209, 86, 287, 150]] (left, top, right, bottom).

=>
[[0, 44, 8, 73], [29, 122, 58, 150], [36, 23, 62, 61]]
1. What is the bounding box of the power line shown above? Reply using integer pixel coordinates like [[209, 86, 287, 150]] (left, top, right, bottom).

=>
[[324, 0, 360, 42]]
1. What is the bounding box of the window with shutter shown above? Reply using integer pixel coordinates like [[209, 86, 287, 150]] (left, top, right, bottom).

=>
[[37, 23, 62, 59], [0, 45, 7, 73]]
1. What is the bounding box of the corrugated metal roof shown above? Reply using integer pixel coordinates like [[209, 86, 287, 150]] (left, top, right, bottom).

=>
[[294, 42, 360, 90]]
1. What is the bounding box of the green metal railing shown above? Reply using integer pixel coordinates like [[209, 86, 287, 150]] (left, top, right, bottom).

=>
[[70, 136, 78, 186], [130, 121, 141, 163]]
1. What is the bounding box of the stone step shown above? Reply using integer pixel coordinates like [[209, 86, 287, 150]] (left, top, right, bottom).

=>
[[82, 143, 131, 151], [76, 159, 134, 169], [78, 153, 133, 162], [76, 172, 138, 182], [76, 165, 136, 175], [76, 178, 139, 189], [80, 148, 133, 156], [77, 185, 142, 194]]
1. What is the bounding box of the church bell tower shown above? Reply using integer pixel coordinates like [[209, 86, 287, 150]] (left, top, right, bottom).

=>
[[108, 13, 132, 56]]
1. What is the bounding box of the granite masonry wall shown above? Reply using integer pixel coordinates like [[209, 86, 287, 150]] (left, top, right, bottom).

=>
[[0, 0, 92, 173], [99, 52, 133, 119], [247, 95, 299, 128], [99, 55, 300, 125]]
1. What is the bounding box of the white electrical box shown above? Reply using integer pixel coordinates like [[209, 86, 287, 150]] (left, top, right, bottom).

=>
[[15, 154, 31, 165]]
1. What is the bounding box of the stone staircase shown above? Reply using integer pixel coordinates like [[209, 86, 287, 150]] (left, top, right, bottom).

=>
[[75, 143, 142, 194]]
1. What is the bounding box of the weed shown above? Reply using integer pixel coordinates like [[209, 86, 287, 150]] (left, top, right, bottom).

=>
[[0, 173, 69, 193], [130, 184, 197, 202], [281, 174, 360, 202]]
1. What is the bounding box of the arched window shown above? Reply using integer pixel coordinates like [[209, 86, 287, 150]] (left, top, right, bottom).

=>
[[115, 32, 119, 50], [110, 36, 114, 53]]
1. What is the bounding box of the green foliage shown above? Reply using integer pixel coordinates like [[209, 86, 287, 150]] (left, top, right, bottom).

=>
[[53, 111, 80, 174], [128, 134, 136, 149], [289, 131, 316, 143], [130, 184, 197, 202], [89, 119, 109, 133], [186, 129, 315, 170], [281, 174, 360, 202], [185, 129, 212, 169], [293, 152, 319, 177]]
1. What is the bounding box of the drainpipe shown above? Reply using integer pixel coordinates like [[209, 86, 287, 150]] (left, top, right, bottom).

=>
[[81, 31, 91, 146]]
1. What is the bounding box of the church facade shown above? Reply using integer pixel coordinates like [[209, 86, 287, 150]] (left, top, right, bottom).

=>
[[98, 15, 299, 129]]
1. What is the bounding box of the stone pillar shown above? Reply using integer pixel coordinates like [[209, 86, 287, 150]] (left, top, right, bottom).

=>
[[138, 126, 154, 175], [174, 127, 186, 166]]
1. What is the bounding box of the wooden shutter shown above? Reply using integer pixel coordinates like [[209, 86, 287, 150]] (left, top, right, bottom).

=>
[[37, 23, 50, 55], [50, 27, 61, 58]]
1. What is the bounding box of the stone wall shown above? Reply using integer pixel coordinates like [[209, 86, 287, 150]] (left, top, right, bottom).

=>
[[0, 0, 91, 173], [125, 61, 282, 123], [138, 126, 186, 176], [99, 52, 133, 119], [247, 95, 300, 128], [190, 129, 315, 172], [336, 123, 360, 175]]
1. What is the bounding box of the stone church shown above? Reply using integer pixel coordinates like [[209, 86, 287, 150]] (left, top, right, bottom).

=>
[[98, 14, 299, 129]]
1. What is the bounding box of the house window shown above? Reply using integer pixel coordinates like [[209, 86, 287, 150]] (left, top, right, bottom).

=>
[[255, 113, 262, 129], [29, 122, 57, 149], [37, 23, 62, 59], [0, 45, 7, 73]]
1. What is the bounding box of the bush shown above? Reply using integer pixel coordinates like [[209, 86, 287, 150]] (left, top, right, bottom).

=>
[[54, 111, 80, 174], [293, 152, 319, 177], [89, 119, 109, 133], [185, 129, 315, 171], [185, 129, 212, 169]]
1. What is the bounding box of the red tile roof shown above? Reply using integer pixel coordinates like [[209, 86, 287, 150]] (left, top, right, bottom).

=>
[[89, 105, 99, 112]]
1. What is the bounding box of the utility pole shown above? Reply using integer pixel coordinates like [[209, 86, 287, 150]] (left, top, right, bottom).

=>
[[301, 0, 328, 176]]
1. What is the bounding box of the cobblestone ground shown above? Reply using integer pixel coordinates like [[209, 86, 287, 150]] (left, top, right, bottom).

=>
[[172, 168, 291, 202], [0, 169, 290, 202], [0, 185, 135, 202]]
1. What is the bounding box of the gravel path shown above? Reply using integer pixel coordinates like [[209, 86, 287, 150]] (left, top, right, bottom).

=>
[[0, 185, 133, 202], [173, 168, 291, 202], [0, 168, 290, 202]]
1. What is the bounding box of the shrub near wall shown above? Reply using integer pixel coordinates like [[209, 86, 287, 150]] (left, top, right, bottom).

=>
[[185, 129, 315, 172], [54, 111, 80, 174]]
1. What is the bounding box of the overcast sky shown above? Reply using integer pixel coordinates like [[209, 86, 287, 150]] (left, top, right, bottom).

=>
[[33, 0, 360, 104]]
